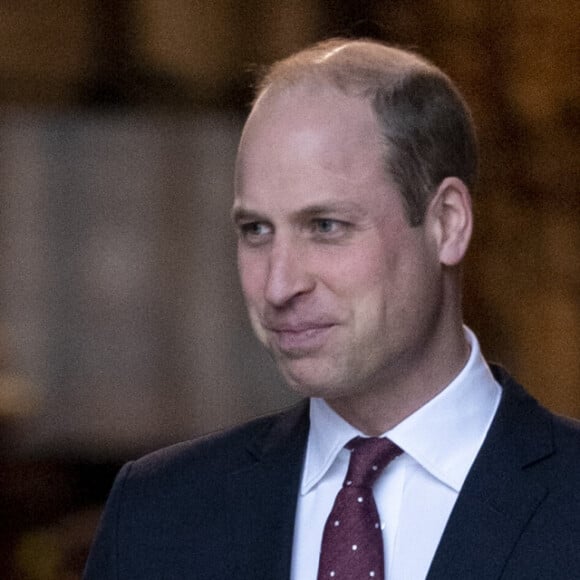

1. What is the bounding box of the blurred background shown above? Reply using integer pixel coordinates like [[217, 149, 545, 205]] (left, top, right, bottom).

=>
[[0, 1, 578, 577]]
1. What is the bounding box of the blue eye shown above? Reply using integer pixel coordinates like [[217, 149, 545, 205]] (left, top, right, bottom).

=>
[[308, 218, 353, 242], [312, 218, 350, 236], [242, 222, 269, 235], [238, 221, 273, 245], [316, 219, 337, 233]]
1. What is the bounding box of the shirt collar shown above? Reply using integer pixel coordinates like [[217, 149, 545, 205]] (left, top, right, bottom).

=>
[[301, 395, 362, 494], [302, 326, 501, 494]]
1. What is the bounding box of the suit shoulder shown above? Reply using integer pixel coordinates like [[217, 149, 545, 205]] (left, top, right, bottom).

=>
[[551, 411, 580, 453], [125, 400, 309, 482]]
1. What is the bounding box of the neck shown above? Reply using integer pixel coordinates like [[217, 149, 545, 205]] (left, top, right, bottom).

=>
[[326, 325, 471, 435]]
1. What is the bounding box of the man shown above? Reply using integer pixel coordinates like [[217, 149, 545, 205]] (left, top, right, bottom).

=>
[[84, 39, 580, 579]]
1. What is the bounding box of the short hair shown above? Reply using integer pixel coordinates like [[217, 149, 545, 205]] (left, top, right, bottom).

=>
[[254, 39, 478, 226]]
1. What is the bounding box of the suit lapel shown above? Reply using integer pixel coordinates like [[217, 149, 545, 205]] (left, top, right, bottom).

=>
[[225, 400, 310, 579], [427, 367, 554, 580], [216, 369, 554, 579]]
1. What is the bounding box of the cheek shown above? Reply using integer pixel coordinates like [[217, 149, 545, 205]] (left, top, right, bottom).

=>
[[330, 239, 425, 324], [320, 235, 391, 281], [237, 252, 264, 305], [335, 245, 393, 296], [238, 255, 269, 342], [320, 247, 393, 324]]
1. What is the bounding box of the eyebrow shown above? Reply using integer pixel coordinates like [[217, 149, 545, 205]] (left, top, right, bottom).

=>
[[230, 206, 266, 224], [231, 201, 366, 224], [297, 201, 365, 218]]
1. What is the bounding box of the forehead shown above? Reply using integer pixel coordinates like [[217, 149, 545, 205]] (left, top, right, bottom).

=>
[[241, 83, 382, 158], [234, 85, 394, 214]]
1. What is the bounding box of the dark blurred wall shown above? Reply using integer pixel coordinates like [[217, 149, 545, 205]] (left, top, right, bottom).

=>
[[0, 0, 578, 458], [0, 3, 577, 576]]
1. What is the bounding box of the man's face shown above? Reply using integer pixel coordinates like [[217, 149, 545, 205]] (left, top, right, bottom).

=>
[[233, 85, 444, 403]]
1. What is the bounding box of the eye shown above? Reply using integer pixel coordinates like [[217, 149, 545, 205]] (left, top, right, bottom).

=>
[[315, 218, 338, 233], [311, 218, 349, 238], [238, 221, 273, 244], [242, 222, 269, 235]]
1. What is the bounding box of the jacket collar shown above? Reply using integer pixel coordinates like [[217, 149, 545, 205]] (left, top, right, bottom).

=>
[[427, 365, 554, 579], [224, 400, 310, 579], [231, 368, 555, 580]]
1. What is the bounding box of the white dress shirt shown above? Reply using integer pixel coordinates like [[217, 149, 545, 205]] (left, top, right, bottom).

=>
[[290, 327, 501, 580]]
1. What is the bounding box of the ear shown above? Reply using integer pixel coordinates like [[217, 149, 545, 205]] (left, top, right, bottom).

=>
[[425, 177, 473, 266]]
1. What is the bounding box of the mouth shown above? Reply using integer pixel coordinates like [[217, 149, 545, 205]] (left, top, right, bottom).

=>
[[265, 323, 336, 355]]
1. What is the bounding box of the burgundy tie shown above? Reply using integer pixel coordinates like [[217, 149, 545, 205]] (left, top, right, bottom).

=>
[[317, 437, 403, 580]]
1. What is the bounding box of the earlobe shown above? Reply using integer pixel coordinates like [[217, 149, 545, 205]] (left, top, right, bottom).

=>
[[427, 177, 473, 267]]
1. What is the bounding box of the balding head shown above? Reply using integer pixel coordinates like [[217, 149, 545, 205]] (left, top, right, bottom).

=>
[[252, 39, 478, 226]]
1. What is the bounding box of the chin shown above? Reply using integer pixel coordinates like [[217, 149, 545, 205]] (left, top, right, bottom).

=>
[[279, 367, 349, 400]]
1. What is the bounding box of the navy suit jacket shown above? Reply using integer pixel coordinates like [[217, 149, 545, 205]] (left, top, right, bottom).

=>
[[84, 366, 580, 579]]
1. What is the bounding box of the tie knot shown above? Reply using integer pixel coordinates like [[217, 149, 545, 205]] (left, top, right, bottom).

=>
[[344, 436, 402, 488]]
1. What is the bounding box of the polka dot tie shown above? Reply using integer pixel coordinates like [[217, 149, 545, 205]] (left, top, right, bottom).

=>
[[317, 436, 403, 580]]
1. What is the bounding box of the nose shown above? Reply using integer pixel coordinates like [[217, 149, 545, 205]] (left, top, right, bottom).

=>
[[264, 240, 314, 307]]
